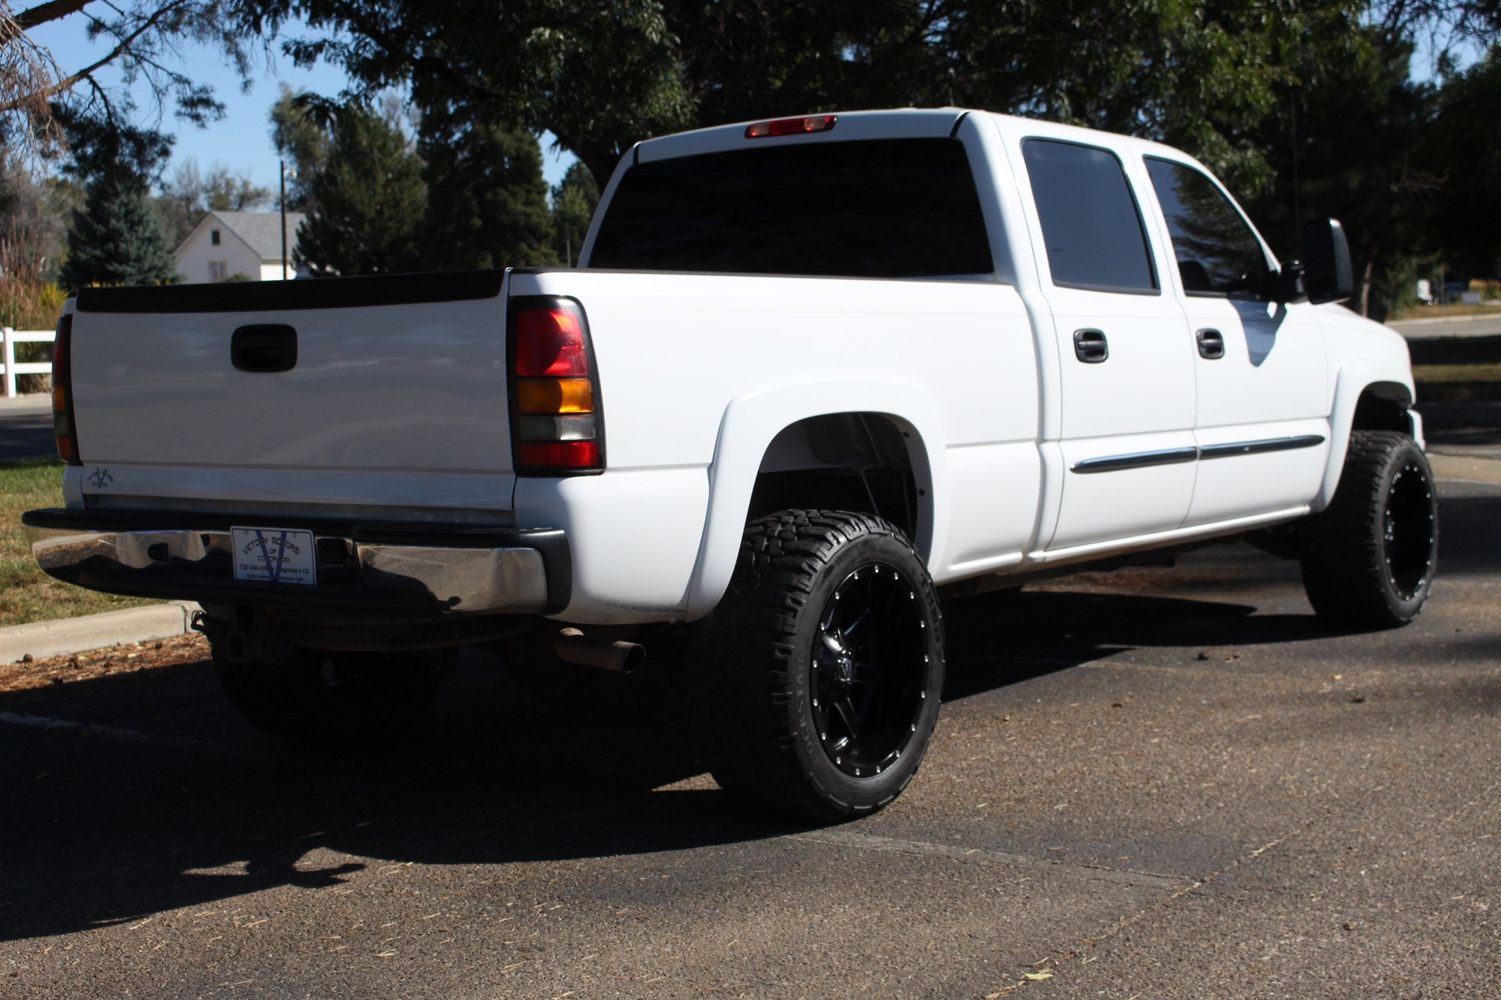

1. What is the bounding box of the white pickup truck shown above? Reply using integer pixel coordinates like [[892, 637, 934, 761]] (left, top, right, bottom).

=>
[[26, 109, 1437, 819]]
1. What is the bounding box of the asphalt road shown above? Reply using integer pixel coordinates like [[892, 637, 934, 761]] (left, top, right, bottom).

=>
[[0, 396, 52, 463], [2, 468, 1498, 997]]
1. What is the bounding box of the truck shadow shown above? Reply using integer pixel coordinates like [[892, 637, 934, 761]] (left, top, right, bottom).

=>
[[2, 494, 1496, 941]]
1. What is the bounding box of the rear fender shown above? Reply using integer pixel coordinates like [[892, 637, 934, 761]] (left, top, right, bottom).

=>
[[685, 379, 947, 619]]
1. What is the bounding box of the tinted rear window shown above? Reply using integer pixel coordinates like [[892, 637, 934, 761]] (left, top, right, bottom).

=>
[[589, 138, 994, 278], [1022, 139, 1158, 294]]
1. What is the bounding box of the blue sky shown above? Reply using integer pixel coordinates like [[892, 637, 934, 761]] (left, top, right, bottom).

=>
[[29, 12, 577, 195]]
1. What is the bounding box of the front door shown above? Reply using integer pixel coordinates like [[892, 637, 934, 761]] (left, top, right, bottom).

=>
[[1143, 157, 1330, 527]]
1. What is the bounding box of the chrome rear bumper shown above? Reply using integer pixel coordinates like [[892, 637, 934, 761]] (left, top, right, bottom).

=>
[[22, 509, 570, 616]]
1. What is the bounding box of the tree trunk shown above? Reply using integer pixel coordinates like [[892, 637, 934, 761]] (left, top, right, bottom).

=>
[[1358, 245, 1379, 317]]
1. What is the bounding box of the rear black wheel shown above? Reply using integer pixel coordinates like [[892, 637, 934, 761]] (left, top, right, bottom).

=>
[[1298, 430, 1438, 628], [695, 510, 944, 819], [213, 643, 449, 745]]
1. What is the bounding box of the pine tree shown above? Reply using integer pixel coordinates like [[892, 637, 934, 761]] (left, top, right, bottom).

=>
[[295, 107, 426, 277], [421, 109, 556, 270], [61, 178, 177, 289], [56, 110, 177, 290]]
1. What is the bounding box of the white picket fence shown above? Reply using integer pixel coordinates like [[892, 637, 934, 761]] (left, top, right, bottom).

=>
[[1, 327, 54, 398]]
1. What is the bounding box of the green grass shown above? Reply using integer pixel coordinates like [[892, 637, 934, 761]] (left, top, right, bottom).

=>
[[0, 459, 154, 628], [1413, 363, 1501, 383], [1392, 303, 1501, 321], [1407, 335, 1501, 401]]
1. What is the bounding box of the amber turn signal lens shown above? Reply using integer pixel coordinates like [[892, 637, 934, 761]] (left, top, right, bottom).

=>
[[515, 377, 593, 414]]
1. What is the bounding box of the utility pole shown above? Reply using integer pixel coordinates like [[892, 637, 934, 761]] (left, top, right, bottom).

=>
[[280, 159, 289, 280]]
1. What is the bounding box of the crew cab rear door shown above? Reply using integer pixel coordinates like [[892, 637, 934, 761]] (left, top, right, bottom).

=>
[[1017, 137, 1198, 552]]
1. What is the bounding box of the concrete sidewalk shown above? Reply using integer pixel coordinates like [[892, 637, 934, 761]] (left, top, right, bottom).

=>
[[0, 392, 50, 413]]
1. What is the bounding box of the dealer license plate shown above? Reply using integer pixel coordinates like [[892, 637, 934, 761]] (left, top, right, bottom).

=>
[[231, 527, 318, 586]]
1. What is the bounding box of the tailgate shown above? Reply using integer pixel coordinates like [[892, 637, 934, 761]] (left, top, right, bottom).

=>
[[68, 272, 516, 517]]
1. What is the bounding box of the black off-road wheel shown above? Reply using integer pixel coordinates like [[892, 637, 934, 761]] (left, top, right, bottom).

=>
[[1298, 431, 1438, 628], [695, 510, 945, 820], [212, 644, 449, 745]]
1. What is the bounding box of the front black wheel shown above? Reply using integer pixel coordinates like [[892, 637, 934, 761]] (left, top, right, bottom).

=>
[[213, 644, 449, 745], [1298, 430, 1438, 628], [696, 510, 945, 820]]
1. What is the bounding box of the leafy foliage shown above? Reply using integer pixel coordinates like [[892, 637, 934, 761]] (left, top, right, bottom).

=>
[[269, 86, 331, 211], [1238, 27, 1438, 317], [551, 161, 598, 267], [155, 160, 274, 246], [1427, 48, 1501, 276], [242, 1, 694, 186]]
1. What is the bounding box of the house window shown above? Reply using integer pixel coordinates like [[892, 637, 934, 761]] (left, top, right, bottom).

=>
[[211, 229, 221, 245], [208, 261, 227, 282]]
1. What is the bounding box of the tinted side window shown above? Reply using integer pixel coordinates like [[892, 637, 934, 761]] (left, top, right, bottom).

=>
[[1145, 158, 1270, 299], [589, 139, 993, 278], [1021, 139, 1157, 294]]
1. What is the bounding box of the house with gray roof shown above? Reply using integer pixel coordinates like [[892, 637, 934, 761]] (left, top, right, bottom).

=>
[[175, 210, 307, 283]]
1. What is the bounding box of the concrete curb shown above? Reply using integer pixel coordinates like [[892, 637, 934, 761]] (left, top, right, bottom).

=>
[[0, 602, 199, 664]]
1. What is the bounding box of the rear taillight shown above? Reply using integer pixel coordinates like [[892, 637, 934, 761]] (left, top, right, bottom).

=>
[[51, 314, 81, 465], [509, 297, 604, 474]]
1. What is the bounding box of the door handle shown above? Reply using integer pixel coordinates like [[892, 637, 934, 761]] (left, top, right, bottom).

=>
[[1073, 328, 1109, 364], [1196, 328, 1225, 360], [231, 325, 298, 373]]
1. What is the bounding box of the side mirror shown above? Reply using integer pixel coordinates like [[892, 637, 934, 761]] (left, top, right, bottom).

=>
[[1300, 218, 1354, 304]]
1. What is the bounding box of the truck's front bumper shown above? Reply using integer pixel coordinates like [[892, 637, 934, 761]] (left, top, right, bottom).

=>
[[22, 508, 570, 617]]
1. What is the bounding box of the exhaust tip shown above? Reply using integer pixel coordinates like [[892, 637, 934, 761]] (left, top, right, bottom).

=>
[[554, 627, 645, 673]]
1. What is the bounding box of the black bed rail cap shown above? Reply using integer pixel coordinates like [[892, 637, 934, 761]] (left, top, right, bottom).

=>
[[76, 270, 505, 313]]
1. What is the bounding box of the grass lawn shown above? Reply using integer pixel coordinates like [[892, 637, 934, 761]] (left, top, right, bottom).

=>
[[1392, 303, 1501, 321], [0, 459, 153, 629], [1408, 334, 1501, 401]]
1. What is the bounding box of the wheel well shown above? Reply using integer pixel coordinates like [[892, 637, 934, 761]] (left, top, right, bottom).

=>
[[747, 413, 922, 546], [1351, 383, 1414, 435]]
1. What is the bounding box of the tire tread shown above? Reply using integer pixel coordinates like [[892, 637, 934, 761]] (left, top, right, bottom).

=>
[[689, 509, 943, 819], [1299, 430, 1436, 628]]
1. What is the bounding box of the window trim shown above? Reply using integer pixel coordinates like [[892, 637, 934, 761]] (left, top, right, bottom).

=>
[[1021, 137, 1161, 297]]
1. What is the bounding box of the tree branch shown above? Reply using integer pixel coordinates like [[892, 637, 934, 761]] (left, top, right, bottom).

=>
[[14, 0, 93, 32], [0, 0, 183, 112]]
